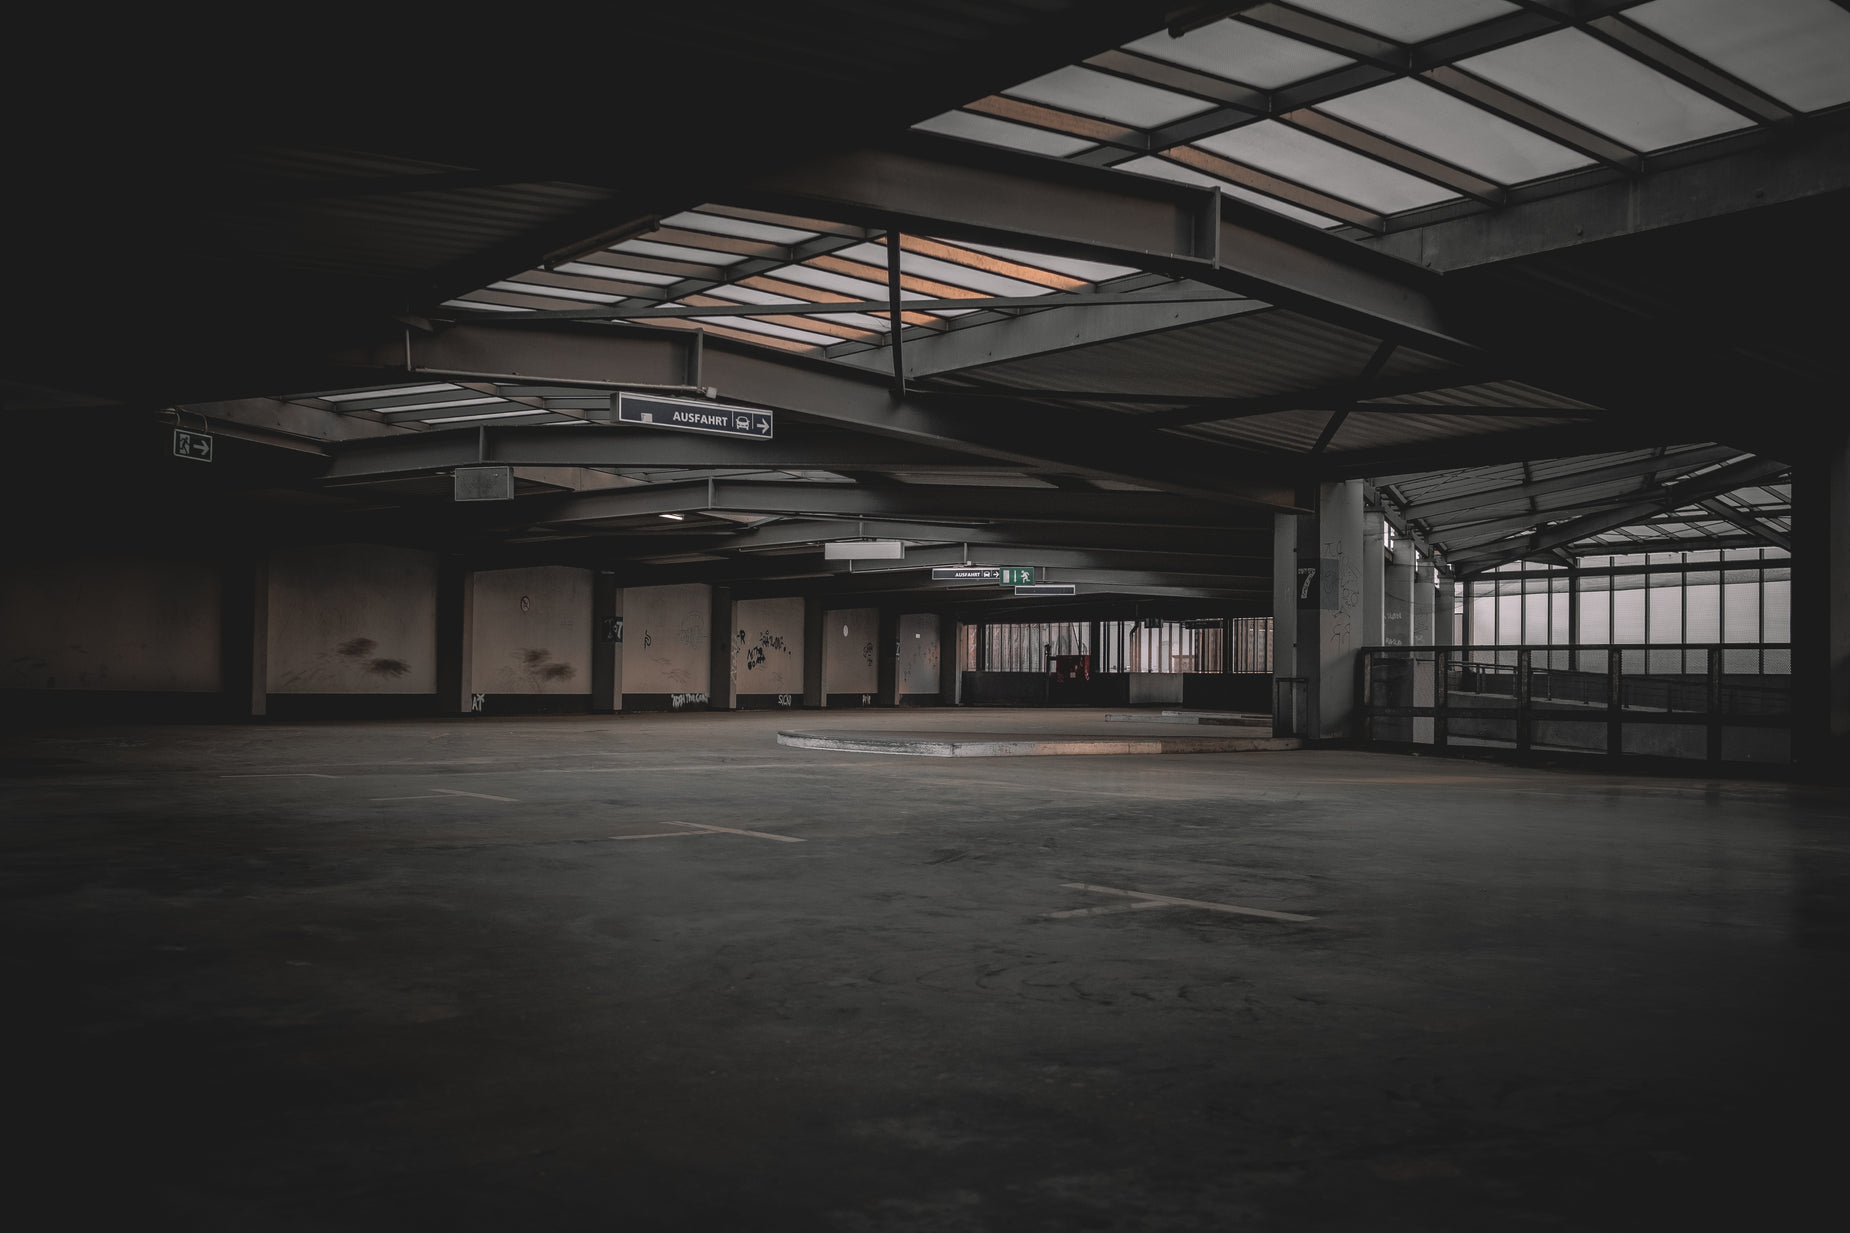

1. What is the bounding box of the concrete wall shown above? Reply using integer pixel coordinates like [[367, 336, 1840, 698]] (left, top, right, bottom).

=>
[[731, 597, 804, 698], [2, 556, 221, 692], [623, 583, 710, 698], [896, 613, 940, 696], [471, 566, 591, 695], [823, 607, 879, 697], [268, 544, 437, 693], [1129, 673, 1185, 705]]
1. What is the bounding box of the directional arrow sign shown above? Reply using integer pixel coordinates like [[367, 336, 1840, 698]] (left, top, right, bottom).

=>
[[172, 428, 214, 462], [613, 393, 773, 440], [931, 567, 1000, 583]]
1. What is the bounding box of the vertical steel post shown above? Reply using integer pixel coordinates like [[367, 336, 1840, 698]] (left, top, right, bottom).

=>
[[1706, 645, 1724, 764], [1607, 646, 1624, 756], [886, 233, 906, 397], [1434, 648, 1449, 750], [1516, 647, 1533, 753]]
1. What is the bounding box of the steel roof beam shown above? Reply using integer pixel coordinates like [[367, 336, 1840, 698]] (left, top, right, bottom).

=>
[[1449, 457, 1791, 571], [332, 322, 1300, 508], [530, 478, 1263, 529], [1395, 444, 1740, 521], [324, 422, 1016, 480], [724, 133, 1474, 359], [628, 518, 1267, 560], [1696, 498, 1794, 553]]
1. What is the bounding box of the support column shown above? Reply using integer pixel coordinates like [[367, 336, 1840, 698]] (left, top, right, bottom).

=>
[[435, 555, 473, 715], [1413, 561, 1436, 646], [220, 549, 267, 720], [1793, 428, 1850, 778], [876, 606, 899, 706], [709, 585, 735, 710], [1273, 481, 1366, 741], [591, 573, 621, 713], [1437, 573, 1457, 646], [1272, 513, 1299, 734], [1362, 507, 1385, 649], [802, 595, 825, 707], [939, 613, 960, 704], [1384, 540, 1414, 648]]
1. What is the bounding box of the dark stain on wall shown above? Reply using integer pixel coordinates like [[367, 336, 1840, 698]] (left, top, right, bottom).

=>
[[368, 658, 410, 677], [338, 638, 377, 658]]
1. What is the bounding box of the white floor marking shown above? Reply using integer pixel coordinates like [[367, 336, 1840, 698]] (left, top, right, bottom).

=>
[[369, 787, 520, 803], [606, 831, 706, 842], [663, 819, 803, 843], [1043, 899, 1172, 920], [1054, 882, 1315, 923]]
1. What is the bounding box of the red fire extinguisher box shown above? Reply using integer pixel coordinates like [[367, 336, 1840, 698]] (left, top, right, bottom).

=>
[[1050, 654, 1091, 683]]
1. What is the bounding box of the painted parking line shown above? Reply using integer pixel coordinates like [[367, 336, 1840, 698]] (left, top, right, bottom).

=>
[[1050, 882, 1315, 923], [369, 787, 521, 803], [663, 819, 804, 843], [1044, 899, 1172, 920], [607, 830, 706, 842]]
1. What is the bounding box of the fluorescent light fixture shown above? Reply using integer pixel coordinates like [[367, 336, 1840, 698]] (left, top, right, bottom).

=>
[[824, 540, 905, 560], [658, 513, 686, 521]]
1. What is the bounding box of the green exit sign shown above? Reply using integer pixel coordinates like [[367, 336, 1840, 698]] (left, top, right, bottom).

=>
[[999, 567, 1034, 585]]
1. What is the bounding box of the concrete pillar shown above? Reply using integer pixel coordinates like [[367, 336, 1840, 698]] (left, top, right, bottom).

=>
[[709, 586, 735, 710], [1793, 428, 1850, 778], [1384, 540, 1414, 648], [220, 551, 267, 719], [1413, 562, 1436, 646], [591, 573, 620, 713], [1362, 508, 1385, 649], [1273, 481, 1367, 741], [802, 595, 825, 708], [938, 613, 960, 704], [876, 607, 899, 706], [1437, 573, 1457, 646], [435, 556, 473, 715]]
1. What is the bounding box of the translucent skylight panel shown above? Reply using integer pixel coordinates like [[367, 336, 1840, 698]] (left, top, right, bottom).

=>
[[385, 397, 504, 413], [1194, 121, 1460, 212], [489, 281, 623, 304], [762, 264, 923, 302], [691, 317, 839, 346], [1460, 27, 1753, 150], [1115, 155, 1343, 228], [662, 211, 820, 245], [698, 284, 809, 308], [613, 239, 748, 265], [1627, 0, 1850, 113], [552, 262, 680, 286], [946, 239, 1138, 283], [1003, 65, 1214, 128], [914, 111, 1098, 157], [321, 383, 458, 402], [834, 243, 1055, 297], [1284, 0, 1518, 44], [419, 409, 550, 424], [1124, 20, 1350, 88], [1315, 78, 1593, 183]]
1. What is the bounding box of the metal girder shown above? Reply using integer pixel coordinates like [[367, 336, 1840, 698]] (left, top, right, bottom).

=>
[[724, 133, 1475, 359], [1143, 367, 1496, 428], [629, 518, 1267, 560], [831, 290, 1271, 379], [731, 571, 1255, 602], [332, 324, 1298, 508], [531, 478, 1261, 529], [1395, 445, 1740, 522], [1697, 498, 1794, 552], [441, 288, 1247, 325], [323, 422, 1013, 480], [836, 542, 1263, 576], [1450, 457, 1791, 571]]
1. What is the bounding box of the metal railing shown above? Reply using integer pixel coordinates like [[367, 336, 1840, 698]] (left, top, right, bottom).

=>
[[1359, 644, 1792, 766]]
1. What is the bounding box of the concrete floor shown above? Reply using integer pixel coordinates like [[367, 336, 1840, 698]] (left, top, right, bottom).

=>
[[4, 708, 1847, 1231]]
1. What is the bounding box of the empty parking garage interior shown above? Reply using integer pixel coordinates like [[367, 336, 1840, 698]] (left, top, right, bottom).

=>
[[5, 2, 1850, 1229]]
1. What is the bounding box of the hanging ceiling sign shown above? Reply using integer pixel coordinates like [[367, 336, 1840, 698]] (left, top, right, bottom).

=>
[[613, 392, 772, 439]]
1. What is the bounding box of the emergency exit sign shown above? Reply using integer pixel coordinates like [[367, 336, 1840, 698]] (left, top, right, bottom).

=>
[[172, 428, 213, 462], [998, 567, 1034, 585]]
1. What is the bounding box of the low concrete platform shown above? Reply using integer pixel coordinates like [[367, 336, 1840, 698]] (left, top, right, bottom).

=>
[[1105, 709, 1272, 727], [779, 706, 1295, 755]]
